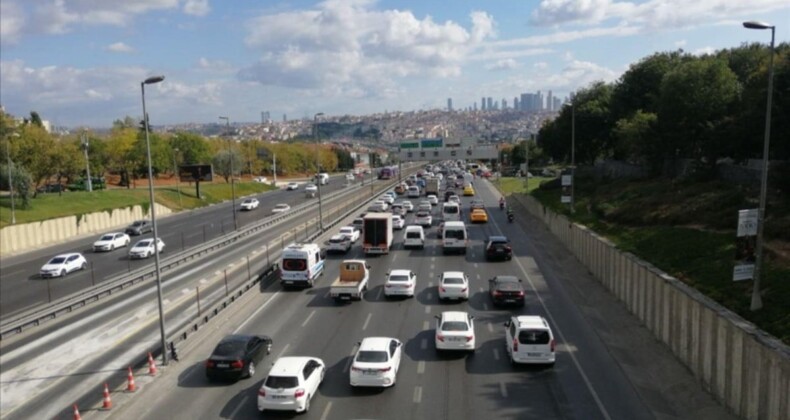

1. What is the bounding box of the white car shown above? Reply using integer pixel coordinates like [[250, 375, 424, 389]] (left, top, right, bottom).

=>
[[438, 271, 469, 301], [435, 311, 476, 352], [384, 270, 416, 297], [272, 204, 291, 214], [350, 337, 402, 387], [40, 253, 88, 278], [415, 211, 432, 227], [92, 232, 130, 252], [448, 195, 461, 204], [240, 198, 260, 211], [391, 215, 405, 230], [403, 225, 425, 249], [258, 357, 325, 413], [286, 182, 300, 190], [418, 202, 432, 213], [504, 316, 556, 366], [129, 238, 165, 259], [401, 201, 414, 212], [338, 226, 360, 242], [253, 176, 268, 183], [327, 234, 352, 253], [427, 195, 439, 205], [304, 184, 318, 193], [390, 205, 404, 216], [380, 195, 395, 205]]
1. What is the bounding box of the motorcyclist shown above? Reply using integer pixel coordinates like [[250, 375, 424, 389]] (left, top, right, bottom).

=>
[[499, 196, 505, 210], [507, 207, 514, 223]]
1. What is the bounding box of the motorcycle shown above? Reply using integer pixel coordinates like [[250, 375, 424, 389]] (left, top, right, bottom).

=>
[[507, 212, 514, 223], [499, 201, 505, 210]]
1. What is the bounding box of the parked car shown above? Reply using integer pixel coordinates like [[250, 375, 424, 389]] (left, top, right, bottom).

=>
[[129, 238, 165, 259], [271, 204, 291, 214], [258, 357, 325, 413], [489, 275, 526, 306], [504, 316, 556, 366], [124, 220, 152, 236], [384, 270, 416, 298], [92, 232, 130, 252], [485, 236, 512, 261], [205, 334, 273, 381], [286, 182, 300, 190], [338, 226, 360, 243], [350, 337, 403, 387], [438, 271, 469, 301], [40, 253, 87, 278], [435, 311, 475, 353], [240, 198, 260, 211]]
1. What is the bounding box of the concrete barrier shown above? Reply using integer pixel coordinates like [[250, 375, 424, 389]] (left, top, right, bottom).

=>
[[0, 203, 172, 256], [511, 193, 790, 420]]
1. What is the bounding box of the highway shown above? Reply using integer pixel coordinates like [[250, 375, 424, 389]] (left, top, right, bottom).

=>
[[102, 178, 733, 420], [0, 173, 361, 318]]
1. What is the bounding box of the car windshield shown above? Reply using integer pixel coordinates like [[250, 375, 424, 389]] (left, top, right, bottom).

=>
[[444, 206, 459, 214], [443, 277, 465, 285], [132, 221, 144, 227], [417, 212, 429, 218], [518, 330, 550, 345], [136, 240, 151, 247], [100, 235, 114, 241], [329, 237, 347, 243], [48, 257, 66, 264], [340, 228, 353, 233], [356, 350, 388, 363], [388, 275, 410, 282], [441, 321, 469, 332], [265, 376, 299, 389], [406, 232, 421, 238], [212, 339, 245, 357]]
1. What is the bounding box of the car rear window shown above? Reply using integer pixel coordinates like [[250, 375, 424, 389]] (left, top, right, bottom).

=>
[[443, 206, 459, 214], [443, 277, 464, 285], [441, 321, 469, 331], [265, 376, 299, 389], [444, 229, 465, 240], [406, 231, 421, 238], [212, 340, 245, 357], [356, 350, 388, 363], [518, 330, 550, 345], [388, 275, 410, 282], [282, 258, 307, 271]]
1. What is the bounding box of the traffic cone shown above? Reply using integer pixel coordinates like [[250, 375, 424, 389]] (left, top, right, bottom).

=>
[[147, 352, 158, 376], [73, 404, 81, 420], [102, 383, 112, 410], [127, 366, 136, 392]]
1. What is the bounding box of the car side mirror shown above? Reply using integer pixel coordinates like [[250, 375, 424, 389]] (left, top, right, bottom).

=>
[[367, 265, 371, 270], [504, 321, 510, 327], [434, 315, 440, 320], [386, 271, 390, 275], [518, 279, 523, 282]]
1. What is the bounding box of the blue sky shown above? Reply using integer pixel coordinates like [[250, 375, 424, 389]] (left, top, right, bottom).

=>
[[1, 0, 788, 128]]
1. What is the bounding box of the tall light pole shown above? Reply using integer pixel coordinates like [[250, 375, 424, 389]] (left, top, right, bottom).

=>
[[5, 132, 18, 224], [81, 131, 93, 192], [743, 20, 776, 311], [173, 147, 182, 210], [140, 74, 168, 365], [570, 93, 576, 214], [314, 112, 325, 231], [218, 116, 238, 230]]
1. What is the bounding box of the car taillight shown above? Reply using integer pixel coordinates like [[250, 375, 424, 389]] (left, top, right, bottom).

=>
[[517, 291, 525, 297], [505, 245, 512, 251], [378, 367, 392, 372], [205, 360, 215, 368], [437, 334, 445, 342], [512, 338, 518, 352], [466, 335, 474, 342], [258, 388, 266, 397], [440, 287, 446, 292], [461, 288, 467, 292], [295, 388, 306, 398], [493, 290, 502, 296], [351, 366, 362, 372], [231, 360, 244, 369], [550, 339, 556, 352]]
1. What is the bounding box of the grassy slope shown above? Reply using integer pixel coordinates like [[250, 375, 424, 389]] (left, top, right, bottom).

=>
[[498, 176, 790, 344]]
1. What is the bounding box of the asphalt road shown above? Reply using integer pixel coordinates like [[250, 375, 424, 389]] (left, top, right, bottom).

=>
[[0, 173, 364, 318], [103, 179, 733, 420]]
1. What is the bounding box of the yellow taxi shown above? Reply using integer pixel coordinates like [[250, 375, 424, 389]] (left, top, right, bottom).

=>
[[463, 185, 475, 196], [470, 208, 488, 223]]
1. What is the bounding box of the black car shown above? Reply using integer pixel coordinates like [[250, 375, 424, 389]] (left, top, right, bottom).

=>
[[205, 334, 273, 381], [125, 220, 152, 236], [485, 236, 512, 261], [444, 190, 456, 202], [488, 276, 526, 306]]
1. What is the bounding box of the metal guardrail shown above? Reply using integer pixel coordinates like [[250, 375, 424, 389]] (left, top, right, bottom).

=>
[[0, 171, 418, 340]]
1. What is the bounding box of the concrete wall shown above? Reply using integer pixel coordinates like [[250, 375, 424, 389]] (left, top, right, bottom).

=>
[[0, 204, 172, 256], [512, 194, 790, 420]]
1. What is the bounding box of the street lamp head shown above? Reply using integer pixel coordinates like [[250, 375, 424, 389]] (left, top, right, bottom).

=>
[[743, 21, 773, 30], [314, 112, 324, 119], [143, 75, 165, 85]]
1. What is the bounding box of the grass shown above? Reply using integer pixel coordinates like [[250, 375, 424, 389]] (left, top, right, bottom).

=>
[[496, 176, 549, 196], [0, 181, 276, 228], [498, 176, 790, 344]]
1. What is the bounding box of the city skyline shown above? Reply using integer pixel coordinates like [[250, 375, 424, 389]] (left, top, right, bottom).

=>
[[0, 0, 788, 127]]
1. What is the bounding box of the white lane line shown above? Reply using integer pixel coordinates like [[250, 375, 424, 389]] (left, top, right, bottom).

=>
[[228, 263, 235, 268], [479, 287, 484, 293], [493, 348, 500, 360], [422, 321, 429, 330], [413, 386, 423, 403], [425, 306, 431, 314], [277, 343, 291, 358], [476, 274, 481, 280], [426, 292, 432, 300], [429, 272, 434, 279], [430, 264, 435, 270], [181, 288, 190, 295], [500, 382, 508, 398], [393, 254, 398, 262], [375, 287, 383, 300], [474, 263, 479, 268], [302, 310, 316, 327], [343, 345, 358, 373], [483, 303, 489, 311], [417, 361, 425, 374], [199, 278, 208, 284], [229, 395, 249, 418], [487, 323, 494, 333], [431, 257, 436, 262], [428, 281, 433, 287], [214, 270, 221, 276], [320, 401, 333, 420], [420, 338, 427, 350], [362, 313, 373, 330]]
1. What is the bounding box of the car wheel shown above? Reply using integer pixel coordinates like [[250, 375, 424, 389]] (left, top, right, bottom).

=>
[[81, 262, 87, 270], [110, 244, 115, 251], [303, 394, 311, 413], [246, 361, 255, 378], [60, 269, 66, 277]]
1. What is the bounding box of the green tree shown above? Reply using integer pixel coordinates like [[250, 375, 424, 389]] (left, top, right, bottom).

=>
[[106, 127, 139, 188], [212, 149, 243, 182], [612, 111, 660, 173], [611, 51, 689, 120], [334, 147, 355, 171], [170, 132, 212, 165]]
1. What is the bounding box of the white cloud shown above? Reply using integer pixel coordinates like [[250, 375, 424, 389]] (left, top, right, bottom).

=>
[[183, 0, 209, 16], [693, 46, 715, 56], [675, 39, 687, 48], [0, 1, 26, 45], [486, 58, 519, 71], [239, 1, 496, 98], [534, 62, 549, 70], [106, 42, 134, 53], [197, 57, 233, 72]]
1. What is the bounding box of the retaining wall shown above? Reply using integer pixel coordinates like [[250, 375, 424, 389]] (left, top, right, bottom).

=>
[[512, 194, 789, 420], [0, 203, 172, 256]]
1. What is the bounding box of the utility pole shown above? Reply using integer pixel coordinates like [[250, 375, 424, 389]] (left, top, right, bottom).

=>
[[218, 116, 237, 230], [82, 131, 93, 192]]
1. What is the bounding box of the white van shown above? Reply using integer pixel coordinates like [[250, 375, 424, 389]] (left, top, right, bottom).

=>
[[442, 202, 461, 222], [504, 316, 556, 366], [442, 221, 468, 254], [407, 185, 420, 198], [403, 225, 425, 249], [316, 173, 330, 185], [279, 243, 325, 288]]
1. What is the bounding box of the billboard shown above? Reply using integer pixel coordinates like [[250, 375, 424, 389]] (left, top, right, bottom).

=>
[[733, 209, 758, 281], [561, 174, 572, 204], [421, 138, 443, 148], [179, 164, 213, 182], [400, 141, 419, 149]]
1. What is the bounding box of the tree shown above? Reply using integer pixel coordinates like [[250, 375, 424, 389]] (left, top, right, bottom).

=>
[[334, 147, 355, 171], [1, 163, 33, 209], [611, 51, 689, 120], [212, 149, 243, 182], [170, 132, 212, 166], [28, 111, 44, 128], [106, 127, 139, 188], [14, 123, 59, 190], [612, 111, 661, 173]]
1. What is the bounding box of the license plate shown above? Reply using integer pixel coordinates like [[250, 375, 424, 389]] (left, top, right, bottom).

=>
[[527, 353, 542, 357], [496, 249, 503, 253], [216, 363, 229, 368], [285, 281, 293, 285], [505, 299, 515, 303], [272, 395, 287, 399], [363, 371, 378, 375], [340, 296, 351, 300]]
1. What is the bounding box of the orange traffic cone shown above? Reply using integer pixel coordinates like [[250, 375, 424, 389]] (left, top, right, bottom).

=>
[[102, 383, 112, 410], [73, 404, 81, 420], [148, 352, 158, 376], [127, 366, 136, 392]]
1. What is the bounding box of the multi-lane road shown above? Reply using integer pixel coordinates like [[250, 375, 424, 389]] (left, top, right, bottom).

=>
[[102, 178, 733, 420]]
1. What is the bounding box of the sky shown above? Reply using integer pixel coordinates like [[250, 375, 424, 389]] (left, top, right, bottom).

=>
[[1, 0, 788, 128]]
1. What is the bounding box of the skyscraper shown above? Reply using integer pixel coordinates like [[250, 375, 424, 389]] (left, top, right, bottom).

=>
[[487, 97, 493, 110], [447, 98, 453, 112], [520, 93, 528, 111], [546, 91, 553, 111], [502, 98, 507, 110], [481, 97, 486, 111], [514, 97, 520, 111]]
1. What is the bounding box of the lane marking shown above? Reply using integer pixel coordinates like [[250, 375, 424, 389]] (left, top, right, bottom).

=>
[[320, 401, 333, 420], [487, 322, 493, 333], [430, 264, 435, 270], [424, 306, 431, 314], [474, 263, 479, 268], [476, 274, 481, 280], [214, 270, 221, 276], [431, 257, 436, 262], [302, 310, 316, 327], [479, 287, 484, 293], [422, 321, 429, 330], [429, 272, 434, 279], [362, 313, 372, 330], [482, 303, 488, 311], [420, 339, 427, 350], [392, 254, 398, 262], [428, 281, 433, 287], [277, 343, 291, 358], [493, 348, 500, 360], [413, 386, 422, 403], [181, 288, 190, 295], [417, 361, 425, 374], [499, 382, 508, 398], [229, 395, 249, 418], [375, 287, 383, 300]]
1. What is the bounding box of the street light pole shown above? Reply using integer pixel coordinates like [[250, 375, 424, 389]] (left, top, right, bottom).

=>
[[140, 75, 168, 365], [5, 133, 16, 224], [219, 116, 237, 230], [570, 93, 576, 214], [743, 20, 776, 311], [173, 147, 182, 210], [81, 131, 93, 192], [314, 112, 325, 231]]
